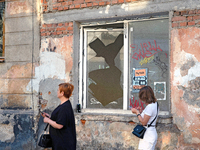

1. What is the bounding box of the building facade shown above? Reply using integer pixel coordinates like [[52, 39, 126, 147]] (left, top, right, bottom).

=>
[[0, 0, 200, 149]]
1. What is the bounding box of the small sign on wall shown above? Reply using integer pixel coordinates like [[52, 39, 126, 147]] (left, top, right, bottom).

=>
[[132, 68, 148, 93], [154, 82, 166, 100]]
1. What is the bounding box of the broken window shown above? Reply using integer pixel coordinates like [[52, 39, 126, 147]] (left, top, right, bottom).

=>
[[0, 1, 5, 60], [80, 17, 169, 112], [84, 28, 124, 109]]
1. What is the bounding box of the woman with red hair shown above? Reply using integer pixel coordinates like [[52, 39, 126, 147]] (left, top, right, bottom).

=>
[[42, 83, 76, 150]]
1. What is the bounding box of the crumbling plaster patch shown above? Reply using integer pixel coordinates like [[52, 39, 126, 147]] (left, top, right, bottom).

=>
[[26, 36, 73, 93], [171, 27, 200, 144]]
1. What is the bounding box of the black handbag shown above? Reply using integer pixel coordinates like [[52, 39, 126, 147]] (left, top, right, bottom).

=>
[[132, 102, 158, 139], [38, 124, 52, 148]]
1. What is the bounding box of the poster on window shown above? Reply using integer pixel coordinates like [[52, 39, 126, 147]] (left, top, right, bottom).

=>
[[132, 68, 148, 93]]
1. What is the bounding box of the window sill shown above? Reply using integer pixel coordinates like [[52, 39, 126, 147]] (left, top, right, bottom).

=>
[[0, 57, 5, 63], [80, 108, 169, 116], [75, 109, 172, 124]]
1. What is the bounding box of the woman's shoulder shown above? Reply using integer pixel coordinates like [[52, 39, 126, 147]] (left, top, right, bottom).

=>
[[146, 102, 157, 109]]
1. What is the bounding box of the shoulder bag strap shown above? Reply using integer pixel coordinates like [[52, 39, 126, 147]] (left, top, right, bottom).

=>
[[147, 102, 159, 127], [44, 123, 49, 131]]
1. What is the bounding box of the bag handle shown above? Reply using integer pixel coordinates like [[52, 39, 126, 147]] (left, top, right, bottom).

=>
[[147, 102, 159, 127]]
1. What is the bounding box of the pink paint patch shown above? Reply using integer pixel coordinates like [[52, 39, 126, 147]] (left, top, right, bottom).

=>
[[7, 2, 32, 15]]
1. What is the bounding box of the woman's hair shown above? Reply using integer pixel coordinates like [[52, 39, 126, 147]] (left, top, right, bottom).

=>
[[59, 83, 74, 98], [139, 86, 157, 104]]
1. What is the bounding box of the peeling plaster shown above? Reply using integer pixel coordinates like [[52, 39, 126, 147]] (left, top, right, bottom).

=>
[[0, 124, 15, 142], [26, 52, 67, 92], [27, 36, 73, 93]]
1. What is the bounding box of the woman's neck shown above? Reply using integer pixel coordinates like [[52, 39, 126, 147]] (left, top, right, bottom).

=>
[[60, 97, 69, 104]]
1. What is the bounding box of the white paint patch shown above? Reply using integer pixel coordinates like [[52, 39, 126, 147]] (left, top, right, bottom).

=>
[[173, 52, 200, 87], [26, 52, 66, 92], [181, 62, 200, 87], [186, 121, 192, 128], [105, 5, 110, 14], [0, 124, 15, 142], [188, 105, 200, 114]]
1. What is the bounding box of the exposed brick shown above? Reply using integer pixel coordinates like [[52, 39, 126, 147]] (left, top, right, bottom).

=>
[[69, 22, 73, 26], [189, 10, 196, 14], [187, 16, 193, 21], [67, 26, 73, 31], [174, 11, 180, 16], [63, 31, 68, 35], [125, 0, 131, 2], [53, 24, 58, 28], [75, 4, 80, 8], [172, 22, 179, 28], [58, 7, 63, 11], [64, 23, 69, 26], [181, 10, 188, 15], [93, 2, 98, 6], [106, 1, 111, 5], [99, 1, 105, 5], [197, 21, 200, 25], [58, 0, 63, 2], [48, 28, 55, 32], [118, 0, 124, 3], [46, 24, 52, 27], [68, 1, 73, 5], [56, 27, 67, 31], [40, 29, 46, 33], [179, 22, 187, 26], [188, 21, 195, 26], [85, 0, 90, 2], [52, 32, 57, 35], [46, 32, 51, 36], [86, 3, 92, 7], [64, 6, 69, 10], [69, 5, 75, 9], [53, 3, 62, 7], [62, 2, 67, 5], [53, 7, 58, 10], [196, 10, 200, 14], [172, 16, 186, 22], [42, 24, 47, 28], [81, 3, 87, 8], [193, 15, 200, 20], [73, 0, 84, 4], [112, 0, 118, 4], [68, 31, 73, 34], [57, 31, 63, 35], [41, 33, 46, 36], [58, 23, 63, 26]]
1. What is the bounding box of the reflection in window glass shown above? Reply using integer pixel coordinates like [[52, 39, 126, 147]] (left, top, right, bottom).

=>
[[86, 31, 124, 109], [128, 19, 169, 111], [0, 1, 5, 57]]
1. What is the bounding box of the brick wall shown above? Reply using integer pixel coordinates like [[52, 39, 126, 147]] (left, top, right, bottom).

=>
[[40, 22, 73, 37], [172, 10, 200, 28], [41, 0, 139, 13]]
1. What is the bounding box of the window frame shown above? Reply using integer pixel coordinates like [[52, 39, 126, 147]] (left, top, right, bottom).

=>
[[0, 0, 5, 62], [79, 17, 170, 115]]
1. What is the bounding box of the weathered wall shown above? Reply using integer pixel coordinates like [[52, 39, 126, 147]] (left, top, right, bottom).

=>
[[1, 0, 200, 149], [0, 0, 39, 149], [171, 9, 200, 148]]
